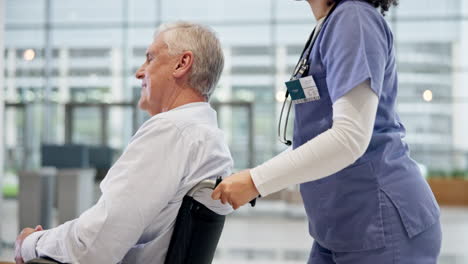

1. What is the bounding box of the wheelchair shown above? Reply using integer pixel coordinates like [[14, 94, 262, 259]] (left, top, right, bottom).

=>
[[26, 177, 228, 264]]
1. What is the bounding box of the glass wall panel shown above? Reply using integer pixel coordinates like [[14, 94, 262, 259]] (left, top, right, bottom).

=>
[[395, 19, 465, 170], [51, 0, 124, 24], [128, 0, 159, 24], [5, 0, 45, 24], [161, 0, 271, 22], [71, 106, 101, 145]]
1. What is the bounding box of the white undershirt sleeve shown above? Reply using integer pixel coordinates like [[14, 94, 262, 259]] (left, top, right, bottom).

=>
[[251, 80, 378, 196]]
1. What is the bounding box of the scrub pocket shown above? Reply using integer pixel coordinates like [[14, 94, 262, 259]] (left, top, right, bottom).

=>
[[300, 161, 385, 252], [293, 74, 333, 147]]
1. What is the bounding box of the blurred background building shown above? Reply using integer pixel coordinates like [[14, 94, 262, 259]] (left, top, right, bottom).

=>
[[1, 0, 468, 263]]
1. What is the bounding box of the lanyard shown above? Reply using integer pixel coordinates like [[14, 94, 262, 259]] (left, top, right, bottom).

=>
[[292, 0, 342, 81], [278, 1, 342, 146], [291, 27, 319, 81]]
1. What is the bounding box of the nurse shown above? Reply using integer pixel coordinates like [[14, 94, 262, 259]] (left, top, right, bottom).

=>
[[212, 0, 442, 263]]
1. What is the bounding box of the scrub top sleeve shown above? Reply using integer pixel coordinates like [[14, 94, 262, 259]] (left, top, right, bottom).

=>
[[319, 4, 389, 103]]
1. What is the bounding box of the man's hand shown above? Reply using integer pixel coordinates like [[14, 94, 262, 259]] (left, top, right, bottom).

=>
[[211, 170, 260, 210], [15, 225, 43, 264]]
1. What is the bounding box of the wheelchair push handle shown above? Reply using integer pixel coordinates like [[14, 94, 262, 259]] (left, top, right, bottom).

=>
[[215, 176, 257, 207]]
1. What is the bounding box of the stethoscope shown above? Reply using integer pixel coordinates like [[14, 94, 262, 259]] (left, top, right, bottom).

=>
[[277, 0, 342, 146]]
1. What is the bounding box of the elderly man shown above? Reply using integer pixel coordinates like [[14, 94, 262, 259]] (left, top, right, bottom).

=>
[[15, 21, 233, 264]]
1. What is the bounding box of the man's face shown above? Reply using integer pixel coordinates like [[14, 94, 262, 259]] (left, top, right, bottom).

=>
[[135, 33, 176, 115]]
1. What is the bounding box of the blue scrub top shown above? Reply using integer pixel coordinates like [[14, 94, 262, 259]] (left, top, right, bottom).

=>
[[293, 0, 440, 252]]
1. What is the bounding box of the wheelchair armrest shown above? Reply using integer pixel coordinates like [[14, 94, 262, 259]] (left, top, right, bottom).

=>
[[186, 179, 217, 197]]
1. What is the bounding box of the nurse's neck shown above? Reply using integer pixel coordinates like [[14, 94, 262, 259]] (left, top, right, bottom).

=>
[[307, 0, 335, 21]]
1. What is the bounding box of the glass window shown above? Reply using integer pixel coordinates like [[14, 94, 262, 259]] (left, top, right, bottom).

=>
[[52, 0, 124, 24], [161, 0, 271, 22], [5, 0, 45, 24]]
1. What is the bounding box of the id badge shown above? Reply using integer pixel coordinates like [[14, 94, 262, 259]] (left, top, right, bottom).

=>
[[285, 76, 320, 104]]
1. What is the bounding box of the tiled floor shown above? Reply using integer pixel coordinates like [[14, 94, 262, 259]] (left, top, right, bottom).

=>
[[1, 199, 467, 263]]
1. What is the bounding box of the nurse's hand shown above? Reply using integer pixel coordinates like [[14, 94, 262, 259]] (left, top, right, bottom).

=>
[[211, 170, 260, 210]]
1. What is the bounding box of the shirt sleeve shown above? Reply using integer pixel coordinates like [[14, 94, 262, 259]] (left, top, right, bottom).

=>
[[251, 80, 377, 196], [21, 231, 46, 261], [23, 118, 192, 264], [319, 3, 390, 103]]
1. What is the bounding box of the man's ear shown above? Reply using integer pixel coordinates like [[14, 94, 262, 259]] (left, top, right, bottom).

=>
[[173, 51, 194, 78]]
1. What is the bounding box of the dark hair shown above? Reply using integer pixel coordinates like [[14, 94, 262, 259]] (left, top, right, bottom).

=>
[[328, 0, 399, 16]]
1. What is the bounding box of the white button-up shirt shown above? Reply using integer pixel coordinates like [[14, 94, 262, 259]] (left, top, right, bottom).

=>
[[21, 102, 234, 264]]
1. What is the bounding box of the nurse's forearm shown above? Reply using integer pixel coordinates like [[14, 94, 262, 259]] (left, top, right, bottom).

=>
[[251, 80, 378, 196]]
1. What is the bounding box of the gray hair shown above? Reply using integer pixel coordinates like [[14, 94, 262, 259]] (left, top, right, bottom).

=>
[[155, 21, 224, 100]]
